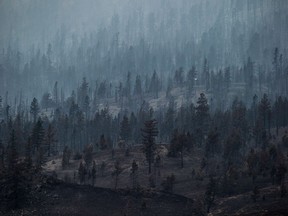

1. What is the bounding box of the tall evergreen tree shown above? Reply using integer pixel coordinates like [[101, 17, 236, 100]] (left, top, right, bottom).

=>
[[112, 160, 123, 189], [203, 58, 210, 91], [53, 81, 59, 105], [205, 128, 220, 157], [134, 74, 142, 98], [195, 93, 209, 145], [120, 115, 131, 142], [45, 124, 57, 157], [24, 136, 32, 169], [259, 94, 271, 133], [187, 66, 196, 94], [141, 119, 159, 174], [30, 98, 40, 123], [149, 71, 160, 98], [31, 118, 45, 153], [130, 160, 139, 189], [7, 130, 18, 171]]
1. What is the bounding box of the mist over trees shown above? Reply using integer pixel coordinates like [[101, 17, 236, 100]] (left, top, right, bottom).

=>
[[0, 1, 288, 215], [0, 0, 288, 101]]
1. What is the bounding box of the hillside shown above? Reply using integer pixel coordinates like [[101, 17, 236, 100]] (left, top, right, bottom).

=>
[[42, 140, 288, 216], [2, 179, 200, 216]]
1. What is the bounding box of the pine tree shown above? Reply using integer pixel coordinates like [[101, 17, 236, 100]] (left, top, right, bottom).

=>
[[174, 67, 184, 86], [196, 93, 209, 120], [164, 99, 175, 138], [187, 66, 196, 94], [83, 144, 93, 168], [125, 71, 131, 100], [259, 94, 271, 133], [224, 129, 244, 164], [79, 77, 89, 109], [53, 81, 59, 105], [203, 58, 210, 91], [5, 130, 31, 210], [195, 93, 209, 144], [100, 161, 106, 177], [130, 160, 139, 189], [41, 92, 53, 109], [205, 128, 220, 157], [7, 130, 18, 172], [99, 134, 107, 150], [149, 71, 160, 98], [24, 136, 32, 169], [31, 118, 45, 153], [45, 124, 57, 157], [224, 67, 231, 91], [244, 57, 254, 102], [141, 119, 159, 174], [134, 74, 142, 98], [31, 118, 45, 171], [0, 139, 4, 171], [78, 161, 86, 184], [120, 115, 131, 142], [62, 146, 71, 169], [178, 133, 188, 168], [168, 130, 188, 168], [91, 161, 97, 186], [166, 77, 173, 98], [112, 160, 123, 189], [83, 95, 90, 119], [30, 98, 40, 123]]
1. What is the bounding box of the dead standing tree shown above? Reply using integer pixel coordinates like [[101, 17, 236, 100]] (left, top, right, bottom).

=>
[[141, 119, 159, 174], [112, 160, 123, 189]]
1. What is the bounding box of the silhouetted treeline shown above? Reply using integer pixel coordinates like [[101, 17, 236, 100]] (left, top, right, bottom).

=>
[[1, 81, 288, 158]]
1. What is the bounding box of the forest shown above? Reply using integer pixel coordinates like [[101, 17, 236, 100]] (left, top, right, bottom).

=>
[[0, 0, 288, 215]]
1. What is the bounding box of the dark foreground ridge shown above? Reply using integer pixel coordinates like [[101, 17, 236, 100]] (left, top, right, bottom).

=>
[[1, 176, 199, 216]]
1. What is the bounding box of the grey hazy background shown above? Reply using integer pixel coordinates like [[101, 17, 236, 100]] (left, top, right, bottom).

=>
[[0, 0, 287, 99]]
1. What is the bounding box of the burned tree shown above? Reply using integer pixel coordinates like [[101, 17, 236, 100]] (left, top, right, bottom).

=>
[[112, 160, 123, 189], [141, 119, 159, 174], [130, 160, 139, 189]]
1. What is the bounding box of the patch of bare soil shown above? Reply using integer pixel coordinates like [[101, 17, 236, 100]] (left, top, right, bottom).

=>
[[213, 183, 288, 216]]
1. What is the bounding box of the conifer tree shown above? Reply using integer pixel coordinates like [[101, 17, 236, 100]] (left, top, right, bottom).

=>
[[205, 128, 220, 157], [134, 74, 142, 98], [83, 144, 93, 168], [5, 130, 31, 210], [45, 124, 57, 157], [31, 118, 45, 153], [259, 94, 271, 133], [62, 146, 71, 169], [120, 115, 131, 142], [91, 161, 96, 186], [187, 66, 196, 94], [195, 93, 209, 144], [7, 130, 18, 171], [130, 160, 139, 189], [78, 161, 86, 184], [141, 119, 158, 174], [0, 139, 4, 171], [24, 136, 32, 169], [112, 160, 123, 189], [161, 173, 176, 192], [30, 98, 40, 123]]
